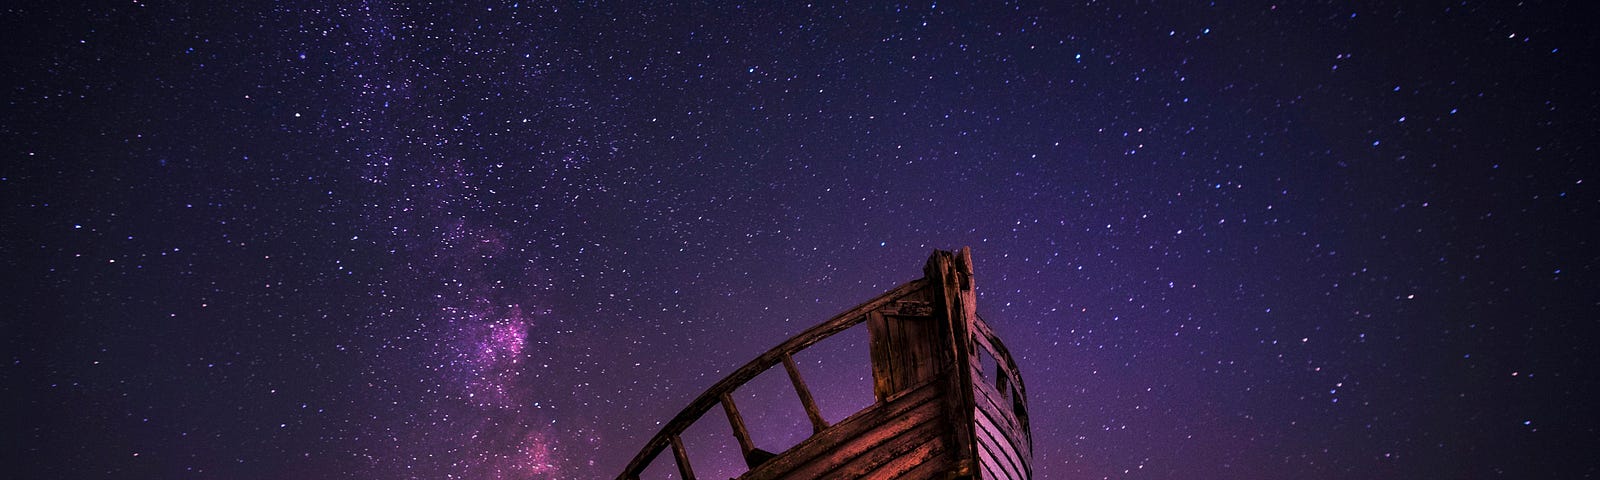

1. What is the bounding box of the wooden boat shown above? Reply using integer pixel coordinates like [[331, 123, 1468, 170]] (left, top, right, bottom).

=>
[[618, 248, 1032, 480]]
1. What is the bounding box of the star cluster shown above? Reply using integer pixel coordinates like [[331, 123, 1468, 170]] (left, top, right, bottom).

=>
[[5, 1, 1597, 479]]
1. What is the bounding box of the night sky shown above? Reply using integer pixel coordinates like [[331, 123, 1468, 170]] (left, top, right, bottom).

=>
[[5, 1, 1598, 479]]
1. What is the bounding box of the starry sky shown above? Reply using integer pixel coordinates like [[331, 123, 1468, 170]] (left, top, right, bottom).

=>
[[5, 1, 1598, 479]]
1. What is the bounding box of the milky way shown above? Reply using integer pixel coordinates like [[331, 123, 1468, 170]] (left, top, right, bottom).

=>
[[7, 2, 1598, 479]]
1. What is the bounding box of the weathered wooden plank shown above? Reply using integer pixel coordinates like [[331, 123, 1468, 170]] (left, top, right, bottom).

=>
[[976, 386, 1031, 478], [766, 386, 942, 479], [925, 248, 980, 477], [976, 444, 1002, 480], [887, 300, 933, 316], [872, 308, 943, 403], [720, 392, 758, 464], [976, 408, 1025, 480], [888, 311, 907, 393], [1011, 391, 1031, 458], [899, 438, 958, 480], [973, 314, 1028, 406], [971, 324, 1027, 416], [780, 353, 828, 434], [821, 407, 946, 478], [863, 434, 948, 479], [669, 434, 696, 480], [974, 379, 1019, 438], [867, 310, 892, 403], [975, 379, 1031, 470], [741, 379, 943, 480], [617, 280, 928, 479], [905, 315, 937, 390]]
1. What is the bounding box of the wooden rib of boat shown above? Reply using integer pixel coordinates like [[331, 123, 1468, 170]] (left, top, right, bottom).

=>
[[618, 248, 1032, 480]]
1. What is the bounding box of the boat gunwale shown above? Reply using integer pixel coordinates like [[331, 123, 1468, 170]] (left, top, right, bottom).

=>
[[617, 278, 930, 479]]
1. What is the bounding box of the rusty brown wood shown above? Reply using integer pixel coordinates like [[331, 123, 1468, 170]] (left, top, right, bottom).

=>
[[905, 315, 937, 388], [617, 248, 1034, 480], [870, 308, 943, 404], [926, 248, 980, 478], [972, 312, 1031, 459], [669, 434, 696, 480], [720, 391, 757, 460], [781, 353, 829, 434], [973, 313, 1027, 403], [615, 279, 928, 479], [741, 379, 946, 480], [862, 432, 947, 479], [866, 310, 891, 403], [827, 409, 944, 478]]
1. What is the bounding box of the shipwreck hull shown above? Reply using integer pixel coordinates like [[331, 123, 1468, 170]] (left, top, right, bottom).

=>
[[619, 248, 1031, 480]]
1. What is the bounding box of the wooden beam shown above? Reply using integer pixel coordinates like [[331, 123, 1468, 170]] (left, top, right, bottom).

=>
[[926, 248, 979, 476], [669, 434, 696, 480], [867, 310, 892, 403], [740, 380, 944, 480], [781, 353, 829, 434], [616, 279, 927, 479], [720, 392, 757, 459]]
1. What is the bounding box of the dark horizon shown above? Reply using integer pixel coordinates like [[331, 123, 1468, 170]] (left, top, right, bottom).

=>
[[5, 2, 1598, 479]]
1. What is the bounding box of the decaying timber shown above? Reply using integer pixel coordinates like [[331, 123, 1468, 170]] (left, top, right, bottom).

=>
[[618, 248, 1032, 480]]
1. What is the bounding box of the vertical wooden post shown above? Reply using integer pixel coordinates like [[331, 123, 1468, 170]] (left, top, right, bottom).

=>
[[719, 392, 757, 462], [669, 434, 696, 480], [781, 353, 829, 434], [866, 310, 892, 403], [927, 248, 980, 478]]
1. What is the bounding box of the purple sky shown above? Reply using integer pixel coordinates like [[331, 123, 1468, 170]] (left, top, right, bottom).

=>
[[6, 2, 1598, 479]]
